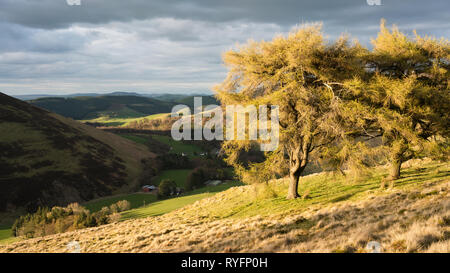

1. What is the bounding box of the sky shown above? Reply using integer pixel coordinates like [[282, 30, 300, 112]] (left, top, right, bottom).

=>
[[0, 0, 449, 95]]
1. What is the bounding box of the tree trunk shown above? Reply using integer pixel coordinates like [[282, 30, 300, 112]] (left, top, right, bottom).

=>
[[286, 137, 311, 199], [389, 158, 402, 181], [287, 171, 301, 199], [388, 140, 407, 181], [287, 152, 308, 199]]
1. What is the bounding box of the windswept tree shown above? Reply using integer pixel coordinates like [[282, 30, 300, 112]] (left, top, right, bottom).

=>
[[346, 20, 450, 181], [215, 25, 368, 199]]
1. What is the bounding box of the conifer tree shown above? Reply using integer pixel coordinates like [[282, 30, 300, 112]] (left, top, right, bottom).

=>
[[346, 20, 450, 181], [215, 25, 367, 199]]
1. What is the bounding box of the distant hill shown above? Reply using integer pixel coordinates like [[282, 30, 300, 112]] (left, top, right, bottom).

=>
[[27, 94, 219, 121], [13, 92, 215, 101], [12, 92, 144, 101], [28, 95, 176, 120], [173, 95, 219, 110], [0, 93, 155, 212]]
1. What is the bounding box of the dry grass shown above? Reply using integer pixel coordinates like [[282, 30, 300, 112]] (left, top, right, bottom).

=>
[[1, 161, 448, 253]]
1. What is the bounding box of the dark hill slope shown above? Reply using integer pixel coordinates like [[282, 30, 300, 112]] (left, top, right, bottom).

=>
[[0, 93, 154, 212]]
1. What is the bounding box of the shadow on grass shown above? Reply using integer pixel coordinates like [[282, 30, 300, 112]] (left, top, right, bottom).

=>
[[393, 170, 449, 188], [330, 193, 354, 203]]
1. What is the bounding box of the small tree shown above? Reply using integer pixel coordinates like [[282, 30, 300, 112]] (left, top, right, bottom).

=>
[[116, 200, 131, 212], [158, 179, 177, 197], [186, 167, 209, 190]]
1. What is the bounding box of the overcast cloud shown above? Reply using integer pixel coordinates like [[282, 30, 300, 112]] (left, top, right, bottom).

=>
[[0, 0, 449, 95]]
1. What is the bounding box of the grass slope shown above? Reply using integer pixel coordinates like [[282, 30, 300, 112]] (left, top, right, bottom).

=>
[[1, 160, 448, 253], [121, 182, 242, 220]]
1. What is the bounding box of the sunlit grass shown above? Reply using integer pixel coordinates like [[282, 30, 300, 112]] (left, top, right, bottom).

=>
[[1, 161, 448, 252], [121, 181, 243, 220], [0, 226, 12, 244], [183, 161, 449, 220], [81, 113, 171, 127]]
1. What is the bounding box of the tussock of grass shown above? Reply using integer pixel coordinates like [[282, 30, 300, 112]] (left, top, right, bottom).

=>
[[1, 161, 448, 253]]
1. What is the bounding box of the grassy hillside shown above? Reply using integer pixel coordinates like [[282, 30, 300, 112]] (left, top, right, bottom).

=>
[[82, 113, 171, 127], [120, 182, 242, 220], [29, 95, 176, 120], [1, 160, 448, 253], [0, 92, 155, 212], [0, 181, 241, 244]]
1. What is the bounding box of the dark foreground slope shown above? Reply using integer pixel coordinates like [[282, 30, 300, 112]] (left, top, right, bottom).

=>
[[0, 93, 154, 212]]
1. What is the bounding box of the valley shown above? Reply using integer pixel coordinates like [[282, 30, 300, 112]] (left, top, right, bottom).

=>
[[0, 92, 233, 246]]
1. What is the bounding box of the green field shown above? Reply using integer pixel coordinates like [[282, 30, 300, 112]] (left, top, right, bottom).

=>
[[119, 132, 205, 158], [0, 226, 18, 245], [151, 135, 203, 156], [84, 106, 144, 120], [152, 169, 192, 187], [83, 193, 158, 212], [0, 226, 11, 241], [83, 169, 218, 213], [121, 181, 243, 220]]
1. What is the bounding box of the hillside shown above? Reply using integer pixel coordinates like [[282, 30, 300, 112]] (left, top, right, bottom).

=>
[[168, 95, 219, 110], [1, 160, 448, 253], [28, 94, 219, 122], [29, 95, 176, 120], [0, 93, 155, 212]]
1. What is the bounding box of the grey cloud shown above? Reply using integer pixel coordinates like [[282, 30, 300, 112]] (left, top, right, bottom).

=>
[[0, 23, 87, 53], [0, 0, 448, 95], [1, 0, 448, 30]]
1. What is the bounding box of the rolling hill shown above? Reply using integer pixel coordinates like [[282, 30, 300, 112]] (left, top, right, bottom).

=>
[[27, 94, 219, 121], [1, 159, 448, 252], [0, 92, 155, 212], [28, 95, 176, 120]]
